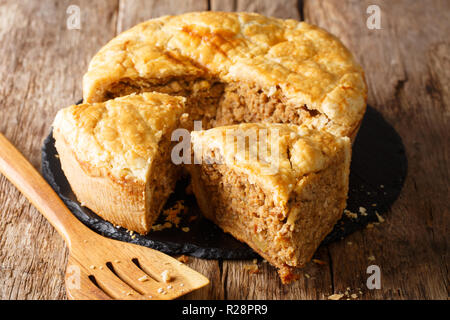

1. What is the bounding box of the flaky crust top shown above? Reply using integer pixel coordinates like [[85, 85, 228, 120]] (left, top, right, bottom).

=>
[[191, 123, 351, 205], [53, 93, 185, 182], [83, 12, 366, 136]]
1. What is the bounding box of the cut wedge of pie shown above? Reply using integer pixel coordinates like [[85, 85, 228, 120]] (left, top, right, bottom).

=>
[[189, 123, 351, 283], [52, 92, 186, 234]]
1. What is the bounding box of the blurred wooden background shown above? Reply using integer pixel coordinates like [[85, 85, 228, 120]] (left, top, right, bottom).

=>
[[0, 0, 448, 299]]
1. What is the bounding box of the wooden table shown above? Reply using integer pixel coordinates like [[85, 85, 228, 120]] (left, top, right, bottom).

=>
[[0, 0, 448, 300]]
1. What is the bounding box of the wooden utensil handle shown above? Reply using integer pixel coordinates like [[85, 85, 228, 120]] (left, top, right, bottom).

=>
[[0, 133, 90, 247]]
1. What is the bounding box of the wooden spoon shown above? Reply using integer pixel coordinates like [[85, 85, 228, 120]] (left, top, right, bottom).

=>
[[0, 133, 209, 300]]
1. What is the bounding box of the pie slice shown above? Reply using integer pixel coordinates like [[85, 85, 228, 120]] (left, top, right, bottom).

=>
[[52, 92, 186, 234], [189, 123, 351, 283]]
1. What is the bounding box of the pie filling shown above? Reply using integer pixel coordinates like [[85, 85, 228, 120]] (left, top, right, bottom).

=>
[[101, 78, 330, 132], [146, 136, 182, 227]]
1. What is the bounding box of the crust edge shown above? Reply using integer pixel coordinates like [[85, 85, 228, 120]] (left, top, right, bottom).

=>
[[53, 129, 151, 234]]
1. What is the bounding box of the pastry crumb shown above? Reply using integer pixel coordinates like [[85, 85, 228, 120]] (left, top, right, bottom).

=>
[[138, 275, 150, 282], [359, 207, 367, 215], [152, 222, 173, 231], [312, 258, 327, 265], [161, 270, 171, 283], [376, 212, 385, 223], [162, 200, 186, 227], [177, 255, 189, 263], [344, 209, 358, 219], [366, 222, 380, 229], [328, 293, 344, 300], [244, 264, 260, 274]]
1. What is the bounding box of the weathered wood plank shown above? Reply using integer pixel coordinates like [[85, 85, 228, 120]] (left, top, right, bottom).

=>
[[180, 258, 224, 300], [304, 0, 449, 299], [222, 247, 333, 299], [116, 0, 209, 33], [211, 0, 301, 20], [0, 0, 120, 299]]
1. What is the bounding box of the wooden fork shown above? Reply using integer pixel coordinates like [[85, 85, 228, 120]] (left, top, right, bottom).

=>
[[0, 133, 209, 300]]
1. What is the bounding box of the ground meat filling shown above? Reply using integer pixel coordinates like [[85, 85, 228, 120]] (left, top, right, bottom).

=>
[[104, 78, 224, 129], [102, 78, 328, 131], [197, 163, 296, 269], [146, 135, 182, 228], [192, 147, 348, 283], [214, 82, 327, 129]]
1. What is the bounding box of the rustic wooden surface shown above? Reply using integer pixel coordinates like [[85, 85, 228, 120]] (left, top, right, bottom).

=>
[[0, 0, 448, 300]]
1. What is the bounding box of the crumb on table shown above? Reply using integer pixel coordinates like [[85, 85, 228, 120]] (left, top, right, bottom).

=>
[[151, 222, 173, 231], [243, 264, 260, 274], [344, 209, 358, 219], [328, 293, 344, 300], [162, 200, 186, 227], [312, 258, 327, 265], [161, 270, 172, 283]]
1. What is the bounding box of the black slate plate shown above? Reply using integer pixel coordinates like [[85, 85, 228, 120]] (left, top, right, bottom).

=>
[[41, 105, 407, 259]]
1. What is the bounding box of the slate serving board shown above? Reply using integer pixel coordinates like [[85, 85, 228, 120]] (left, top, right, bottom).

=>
[[41, 105, 407, 260]]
